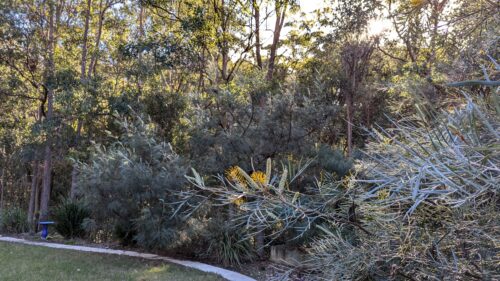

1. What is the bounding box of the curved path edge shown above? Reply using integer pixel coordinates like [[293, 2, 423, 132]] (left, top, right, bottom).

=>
[[0, 236, 256, 281]]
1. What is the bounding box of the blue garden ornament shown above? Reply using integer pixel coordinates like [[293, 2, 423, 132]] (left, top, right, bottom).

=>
[[39, 221, 55, 239]]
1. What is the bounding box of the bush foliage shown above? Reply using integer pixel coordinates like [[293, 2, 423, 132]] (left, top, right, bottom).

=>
[[0, 207, 29, 234], [76, 116, 188, 246], [53, 199, 90, 239], [178, 97, 499, 280]]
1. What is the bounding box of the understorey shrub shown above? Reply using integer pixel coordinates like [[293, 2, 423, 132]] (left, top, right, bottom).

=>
[[201, 217, 256, 267], [53, 199, 90, 239], [305, 97, 500, 280], [187, 89, 341, 175], [176, 96, 499, 280], [77, 115, 188, 247], [0, 207, 29, 234], [174, 158, 357, 260]]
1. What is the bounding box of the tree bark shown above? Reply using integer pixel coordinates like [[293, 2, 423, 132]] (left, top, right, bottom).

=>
[[34, 175, 42, 231], [266, 0, 288, 81], [81, 0, 91, 79], [88, 0, 106, 78], [40, 1, 56, 221], [252, 0, 262, 69], [218, 0, 229, 82], [346, 91, 353, 157], [28, 162, 39, 232]]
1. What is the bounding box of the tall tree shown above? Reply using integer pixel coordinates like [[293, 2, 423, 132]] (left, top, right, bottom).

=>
[[40, 0, 57, 221], [266, 0, 291, 80], [252, 0, 263, 69], [340, 40, 374, 156], [81, 0, 92, 79]]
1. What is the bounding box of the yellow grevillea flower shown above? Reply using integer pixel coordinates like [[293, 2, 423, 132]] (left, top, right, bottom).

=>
[[251, 171, 267, 186], [226, 166, 246, 184]]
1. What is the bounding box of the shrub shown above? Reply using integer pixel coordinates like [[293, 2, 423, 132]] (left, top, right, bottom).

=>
[[187, 89, 341, 175], [202, 218, 256, 267], [178, 97, 499, 280], [0, 207, 29, 233], [177, 158, 354, 250], [53, 199, 90, 239], [305, 97, 500, 280], [316, 145, 353, 178], [77, 115, 188, 247]]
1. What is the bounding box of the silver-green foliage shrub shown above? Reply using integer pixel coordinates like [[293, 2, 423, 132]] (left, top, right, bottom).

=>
[[306, 97, 499, 280], [77, 116, 188, 247]]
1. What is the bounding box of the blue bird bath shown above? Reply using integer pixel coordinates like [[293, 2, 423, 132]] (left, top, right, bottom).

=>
[[39, 221, 55, 239]]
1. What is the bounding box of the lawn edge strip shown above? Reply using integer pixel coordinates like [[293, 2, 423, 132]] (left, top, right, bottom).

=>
[[0, 236, 256, 281]]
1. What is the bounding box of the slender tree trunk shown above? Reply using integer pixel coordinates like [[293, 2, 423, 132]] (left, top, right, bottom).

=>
[[34, 175, 42, 231], [40, 1, 56, 221], [346, 91, 353, 157], [28, 162, 39, 232], [221, 51, 229, 82], [88, 0, 106, 79], [0, 167, 4, 211], [71, 0, 92, 198], [136, 4, 145, 96], [266, 0, 288, 81], [253, 0, 262, 69], [81, 0, 91, 79], [40, 122, 53, 221]]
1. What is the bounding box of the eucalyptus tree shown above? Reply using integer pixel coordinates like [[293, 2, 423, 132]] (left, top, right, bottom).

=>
[[0, 0, 63, 221]]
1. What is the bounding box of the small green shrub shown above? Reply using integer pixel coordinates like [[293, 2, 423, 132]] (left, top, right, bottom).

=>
[[0, 207, 29, 233], [316, 145, 353, 178], [202, 220, 256, 267], [53, 200, 90, 239]]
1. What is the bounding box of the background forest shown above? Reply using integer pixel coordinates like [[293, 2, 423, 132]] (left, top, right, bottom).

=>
[[0, 0, 498, 280]]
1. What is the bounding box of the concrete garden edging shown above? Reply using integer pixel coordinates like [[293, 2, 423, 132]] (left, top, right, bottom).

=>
[[0, 236, 256, 281]]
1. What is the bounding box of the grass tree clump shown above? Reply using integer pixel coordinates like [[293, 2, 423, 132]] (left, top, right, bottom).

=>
[[53, 199, 90, 239], [201, 218, 256, 267]]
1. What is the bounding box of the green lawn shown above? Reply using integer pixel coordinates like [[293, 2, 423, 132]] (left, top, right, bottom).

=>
[[0, 242, 225, 281]]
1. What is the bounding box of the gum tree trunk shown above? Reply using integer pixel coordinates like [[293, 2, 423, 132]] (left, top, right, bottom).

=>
[[28, 162, 39, 231], [40, 1, 56, 221]]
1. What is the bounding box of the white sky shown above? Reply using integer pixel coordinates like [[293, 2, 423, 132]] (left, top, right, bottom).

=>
[[261, 0, 394, 45]]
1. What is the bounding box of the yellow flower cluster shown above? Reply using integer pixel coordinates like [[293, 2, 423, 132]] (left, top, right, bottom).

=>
[[250, 171, 267, 185], [225, 166, 246, 184], [225, 167, 268, 187]]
